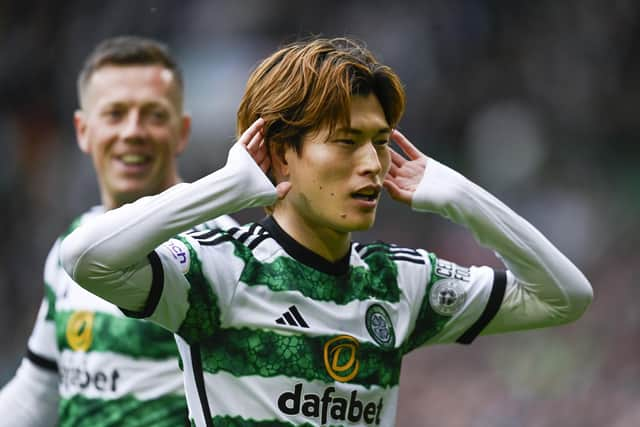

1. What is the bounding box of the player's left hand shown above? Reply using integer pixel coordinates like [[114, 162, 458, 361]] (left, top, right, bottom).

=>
[[383, 130, 428, 205]]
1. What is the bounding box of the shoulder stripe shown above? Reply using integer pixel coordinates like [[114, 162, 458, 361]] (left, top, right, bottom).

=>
[[390, 255, 426, 265], [235, 223, 260, 244], [390, 247, 421, 256], [26, 348, 57, 372], [357, 243, 423, 263], [198, 234, 235, 247], [247, 233, 270, 250], [194, 224, 270, 248], [189, 223, 212, 233], [226, 227, 241, 237], [188, 229, 221, 241], [456, 269, 507, 345]]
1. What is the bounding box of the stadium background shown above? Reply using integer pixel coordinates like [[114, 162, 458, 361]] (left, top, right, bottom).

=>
[[1, 1, 638, 425]]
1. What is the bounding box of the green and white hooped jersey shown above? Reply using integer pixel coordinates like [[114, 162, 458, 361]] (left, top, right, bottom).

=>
[[27, 207, 237, 426], [133, 216, 506, 426]]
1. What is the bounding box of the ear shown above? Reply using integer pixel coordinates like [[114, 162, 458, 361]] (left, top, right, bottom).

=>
[[74, 110, 91, 153], [268, 141, 290, 183], [175, 114, 191, 155]]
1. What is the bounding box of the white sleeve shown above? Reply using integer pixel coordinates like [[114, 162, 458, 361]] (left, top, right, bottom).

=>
[[60, 144, 277, 312], [0, 240, 61, 425], [411, 158, 593, 334], [0, 359, 59, 426]]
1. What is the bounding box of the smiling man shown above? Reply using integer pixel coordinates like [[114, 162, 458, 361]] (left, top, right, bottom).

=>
[[75, 43, 188, 209], [0, 36, 236, 426], [60, 37, 593, 426]]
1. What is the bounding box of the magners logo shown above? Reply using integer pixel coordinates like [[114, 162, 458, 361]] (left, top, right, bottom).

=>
[[66, 311, 94, 351], [323, 335, 359, 382]]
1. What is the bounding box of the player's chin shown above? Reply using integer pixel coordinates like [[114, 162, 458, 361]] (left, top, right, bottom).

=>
[[341, 212, 378, 232], [111, 179, 157, 203]]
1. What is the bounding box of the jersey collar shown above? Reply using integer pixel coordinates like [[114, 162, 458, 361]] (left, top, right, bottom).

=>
[[259, 216, 351, 276]]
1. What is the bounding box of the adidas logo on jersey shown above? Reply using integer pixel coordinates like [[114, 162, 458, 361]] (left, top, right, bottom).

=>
[[275, 305, 309, 328]]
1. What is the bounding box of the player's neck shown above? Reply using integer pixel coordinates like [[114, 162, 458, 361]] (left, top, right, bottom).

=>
[[272, 209, 351, 263]]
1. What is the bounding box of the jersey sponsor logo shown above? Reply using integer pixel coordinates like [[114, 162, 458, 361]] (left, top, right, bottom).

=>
[[323, 335, 360, 382], [60, 362, 120, 393], [167, 239, 190, 273], [66, 311, 94, 351], [365, 304, 395, 349], [275, 305, 309, 328], [277, 383, 384, 425]]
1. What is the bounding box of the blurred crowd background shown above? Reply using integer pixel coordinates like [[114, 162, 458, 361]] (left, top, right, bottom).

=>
[[1, 1, 639, 426]]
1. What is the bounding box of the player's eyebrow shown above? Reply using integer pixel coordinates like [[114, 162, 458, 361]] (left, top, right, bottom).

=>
[[335, 127, 392, 136]]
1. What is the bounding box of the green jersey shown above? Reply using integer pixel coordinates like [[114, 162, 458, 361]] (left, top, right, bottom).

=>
[[135, 216, 505, 426], [27, 207, 237, 426]]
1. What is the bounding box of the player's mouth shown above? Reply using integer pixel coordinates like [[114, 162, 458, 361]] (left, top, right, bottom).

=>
[[351, 185, 381, 207], [114, 153, 153, 173]]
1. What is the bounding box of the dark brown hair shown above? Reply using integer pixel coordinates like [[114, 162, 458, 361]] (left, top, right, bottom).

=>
[[237, 37, 406, 152]]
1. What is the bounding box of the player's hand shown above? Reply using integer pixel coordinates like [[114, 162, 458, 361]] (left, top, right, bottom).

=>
[[239, 117, 291, 200], [383, 130, 428, 205], [240, 117, 269, 170]]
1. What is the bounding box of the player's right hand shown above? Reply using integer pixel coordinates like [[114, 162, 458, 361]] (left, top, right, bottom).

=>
[[237, 117, 291, 201]]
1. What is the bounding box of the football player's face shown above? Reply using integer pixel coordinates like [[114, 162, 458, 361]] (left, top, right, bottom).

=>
[[281, 93, 391, 233], [74, 64, 190, 209]]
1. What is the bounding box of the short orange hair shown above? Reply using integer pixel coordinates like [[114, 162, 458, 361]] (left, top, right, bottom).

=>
[[237, 37, 406, 153]]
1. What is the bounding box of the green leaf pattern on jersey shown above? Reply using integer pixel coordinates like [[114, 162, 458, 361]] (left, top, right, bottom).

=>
[[237, 241, 401, 304], [45, 210, 187, 426], [45, 215, 81, 323], [46, 216, 83, 324], [59, 393, 187, 427], [200, 329, 401, 388], [44, 282, 56, 321], [402, 252, 450, 354], [56, 310, 179, 359], [177, 232, 408, 390], [175, 236, 222, 344]]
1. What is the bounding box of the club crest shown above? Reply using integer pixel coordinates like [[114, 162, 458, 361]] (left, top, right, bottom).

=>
[[365, 304, 395, 349]]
